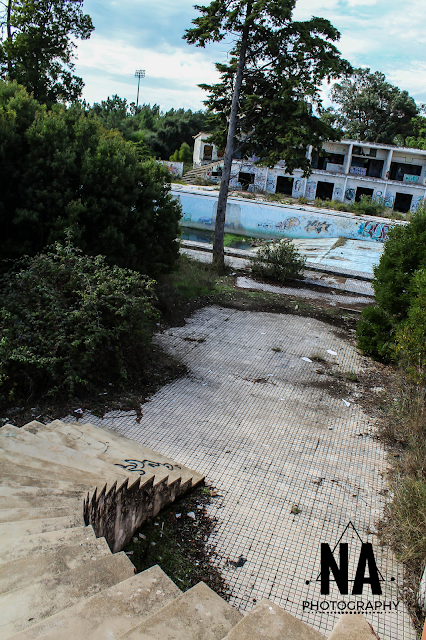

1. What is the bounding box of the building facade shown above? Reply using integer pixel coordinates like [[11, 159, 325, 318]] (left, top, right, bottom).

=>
[[192, 133, 426, 214]]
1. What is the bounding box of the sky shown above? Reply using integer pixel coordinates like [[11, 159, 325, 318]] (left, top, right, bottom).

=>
[[73, 0, 426, 113]]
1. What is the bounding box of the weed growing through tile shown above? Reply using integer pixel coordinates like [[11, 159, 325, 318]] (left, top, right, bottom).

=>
[[123, 486, 229, 599]]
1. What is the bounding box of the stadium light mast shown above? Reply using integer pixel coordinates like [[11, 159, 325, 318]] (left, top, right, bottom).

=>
[[134, 69, 145, 107]]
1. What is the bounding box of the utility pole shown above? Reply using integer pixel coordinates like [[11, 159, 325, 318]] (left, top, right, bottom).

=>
[[134, 70, 145, 108]]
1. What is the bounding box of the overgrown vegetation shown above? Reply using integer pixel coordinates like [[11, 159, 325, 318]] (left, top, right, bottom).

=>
[[251, 240, 306, 283], [313, 194, 391, 217], [0, 81, 182, 276], [0, 244, 159, 407]]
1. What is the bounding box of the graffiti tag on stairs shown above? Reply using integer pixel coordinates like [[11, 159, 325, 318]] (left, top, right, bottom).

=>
[[115, 459, 182, 475]]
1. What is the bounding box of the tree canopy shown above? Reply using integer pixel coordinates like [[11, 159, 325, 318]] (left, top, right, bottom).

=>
[[324, 68, 419, 144], [184, 0, 351, 269], [0, 80, 181, 277], [0, 0, 93, 105], [88, 96, 207, 160]]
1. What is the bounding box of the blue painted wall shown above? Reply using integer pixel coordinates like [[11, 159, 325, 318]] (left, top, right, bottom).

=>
[[172, 188, 404, 243]]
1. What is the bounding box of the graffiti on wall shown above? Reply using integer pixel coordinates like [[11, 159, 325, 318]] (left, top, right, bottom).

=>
[[257, 219, 275, 230], [275, 217, 301, 232], [384, 194, 395, 208], [293, 179, 304, 196], [159, 161, 183, 177], [266, 173, 276, 193], [333, 186, 343, 201], [345, 188, 355, 202], [306, 181, 317, 200], [358, 221, 391, 242], [411, 197, 425, 213], [254, 168, 267, 192], [305, 220, 332, 234]]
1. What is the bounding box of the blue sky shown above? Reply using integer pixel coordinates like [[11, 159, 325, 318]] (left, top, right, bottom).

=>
[[73, 0, 426, 112]]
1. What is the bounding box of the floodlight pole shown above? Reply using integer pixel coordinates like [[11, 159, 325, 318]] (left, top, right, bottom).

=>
[[135, 70, 145, 107]]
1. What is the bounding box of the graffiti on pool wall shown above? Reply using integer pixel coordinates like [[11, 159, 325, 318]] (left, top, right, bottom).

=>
[[257, 219, 275, 230], [198, 217, 214, 226], [345, 188, 355, 202], [275, 217, 301, 232], [305, 220, 332, 234], [358, 221, 391, 242]]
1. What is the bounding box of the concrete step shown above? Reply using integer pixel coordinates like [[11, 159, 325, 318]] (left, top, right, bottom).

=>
[[8, 565, 181, 640], [0, 537, 111, 594], [222, 599, 326, 640], [116, 581, 242, 640], [40, 420, 204, 488], [0, 425, 135, 486], [0, 485, 84, 510], [0, 515, 85, 542], [0, 525, 97, 562], [327, 613, 378, 639], [0, 449, 116, 492], [0, 551, 135, 639], [0, 504, 82, 523], [24, 421, 165, 487]]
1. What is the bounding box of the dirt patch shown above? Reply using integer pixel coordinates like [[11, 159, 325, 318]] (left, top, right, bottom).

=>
[[123, 486, 229, 600]]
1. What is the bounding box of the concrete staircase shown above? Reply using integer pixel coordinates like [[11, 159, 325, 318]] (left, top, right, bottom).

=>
[[182, 161, 222, 184], [0, 420, 378, 639]]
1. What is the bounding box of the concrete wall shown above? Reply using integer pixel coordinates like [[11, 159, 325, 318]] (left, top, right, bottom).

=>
[[159, 161, 183, 178], [174, 188, 405, 243]]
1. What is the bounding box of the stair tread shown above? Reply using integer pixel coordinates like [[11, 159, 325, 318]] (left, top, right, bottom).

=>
[[0, 537, 111, 594], [50, 420, 204, 486], [8, 565, 181, 640], [116, 581, 242, 640], [0, 485, 85, 510], [0, 552, 135, 640], [25, 422, 173, 486], [0, 504, 83, 524], [0, 425, 136, 485], [0, 516, 87, 541], [0, 525, 96, 561], [222, 599, 326, 640]]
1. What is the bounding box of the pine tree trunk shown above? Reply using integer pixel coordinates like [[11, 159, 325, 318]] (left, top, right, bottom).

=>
[[212, 3, 252, 273], [6, 0, 12, 77]]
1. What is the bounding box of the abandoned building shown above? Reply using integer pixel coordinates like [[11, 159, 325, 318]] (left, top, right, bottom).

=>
[[192, 132, 426, 213]]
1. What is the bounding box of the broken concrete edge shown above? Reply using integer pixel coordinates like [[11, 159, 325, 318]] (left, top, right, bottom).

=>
[[84, 471, 203, 553], [327, 613, 380, 639]]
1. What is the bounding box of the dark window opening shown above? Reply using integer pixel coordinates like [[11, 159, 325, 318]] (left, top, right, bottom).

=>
[[211, 169, 222, 177], [203, 145, 213, 160], [316, 181, 334, 200], [239, 172, 255, 189], [390, 162, 422, 181], [275, 176, 293, 195], [326, 153, 345, 166], [311, 155, 326, 170], [353, 146, 377, 158], [351, 158, 384, 178], [217, 149, 224, 158], [355, 187, 374, 202], [394, 192, 413, 213]]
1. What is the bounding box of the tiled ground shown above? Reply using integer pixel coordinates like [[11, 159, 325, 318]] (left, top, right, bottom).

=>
[[64, 308, 416, 639]]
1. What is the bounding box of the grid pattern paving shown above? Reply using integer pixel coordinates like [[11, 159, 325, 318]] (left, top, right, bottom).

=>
[[64, 308, 415, 639]]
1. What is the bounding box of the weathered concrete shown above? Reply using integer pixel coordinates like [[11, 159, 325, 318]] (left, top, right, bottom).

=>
[[0, 552, 134, 639], [117, 581, 243, 640], [327, 614, 379, 639], [0, 525, 97, 562], [0, 538, 110, 594], [0, 516, 84, 541], [9, 565, 181, 640], [223, 600, 325, 640]]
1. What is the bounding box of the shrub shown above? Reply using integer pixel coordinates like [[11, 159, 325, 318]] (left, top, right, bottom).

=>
[[395, 270, 426, 382], [0, 244, 159, 406], [251, 240, 306, 283], [357, 201, 426, 361], [0, 80, 181, 277]]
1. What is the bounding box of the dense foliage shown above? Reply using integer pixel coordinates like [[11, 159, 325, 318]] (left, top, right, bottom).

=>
[[0, 244, 159, 405], [357, 202, 426, 361], [0, 80, 182, 276], [251, 240, 306, 283], [88, 96, 207, 160], [406, 115, 426, 150], [186, 0, 351, 176], [0, 0, 93, 105], [324, 68, 419, 144]]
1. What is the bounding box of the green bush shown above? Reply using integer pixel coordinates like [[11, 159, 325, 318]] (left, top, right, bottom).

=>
[[395, 270, 426, 382], [169, 142, 193, 163], [251, 240, 306, 283], [0, 80, 181, 277], [357, 202, 426, 361], [0, 244, 159, 405]]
